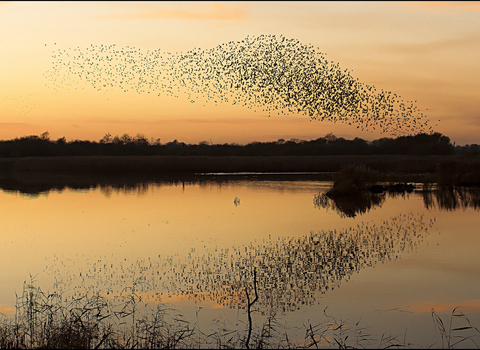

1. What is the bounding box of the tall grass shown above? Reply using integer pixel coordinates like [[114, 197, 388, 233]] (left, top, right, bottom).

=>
[[436, 157, 480, 186], [2, 278, 479, 348], [432, 307, 480, 349], [0, 277, 196, 349]]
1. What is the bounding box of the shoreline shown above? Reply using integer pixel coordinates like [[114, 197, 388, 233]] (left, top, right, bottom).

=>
[[0, 154, 472, 174], [0, 155, 478, 190]]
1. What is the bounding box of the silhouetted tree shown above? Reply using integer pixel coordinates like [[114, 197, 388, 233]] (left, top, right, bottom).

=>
[[100, 133, 113, 144], [56, 137, 67, 145], [40, 131, 50, 141]]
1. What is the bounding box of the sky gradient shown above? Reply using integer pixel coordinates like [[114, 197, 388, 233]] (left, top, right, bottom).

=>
[[1, 1, 479, 145]]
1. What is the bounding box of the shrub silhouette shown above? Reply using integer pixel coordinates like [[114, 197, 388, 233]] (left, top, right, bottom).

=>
[[328, 164, 381, 195]]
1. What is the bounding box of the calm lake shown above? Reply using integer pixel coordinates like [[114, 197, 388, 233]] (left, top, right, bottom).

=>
[[1, 174, 479, 348]]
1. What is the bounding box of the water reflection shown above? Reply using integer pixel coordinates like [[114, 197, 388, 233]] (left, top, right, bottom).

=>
[[3, 173, 479, 213], [314, 186, 480, 217], [45, 213, 433, 314], [313, 192, 386, 218], [0, 173, 190, 198], [0, 173, 329, 198], [421, 185, 480, 211]]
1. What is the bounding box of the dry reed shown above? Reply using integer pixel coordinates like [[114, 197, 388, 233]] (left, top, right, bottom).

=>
[[2, 278, 479, 348]]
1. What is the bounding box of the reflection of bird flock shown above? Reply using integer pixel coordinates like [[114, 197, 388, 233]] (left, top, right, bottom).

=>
[[44, 213, 433, 314], [44, 35, 431, 136]]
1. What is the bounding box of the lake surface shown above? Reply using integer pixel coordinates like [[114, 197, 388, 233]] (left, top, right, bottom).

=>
[[1, 175, 479, 348]]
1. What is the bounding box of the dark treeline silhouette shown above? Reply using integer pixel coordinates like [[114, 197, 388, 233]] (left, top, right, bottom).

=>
[[455, 143, 480, 155], [0, 131, 456, 157]]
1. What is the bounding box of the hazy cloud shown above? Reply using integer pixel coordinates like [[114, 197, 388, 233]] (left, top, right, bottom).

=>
[[377, 33, 480, 54], [98, 3, 247, 21], [0, 122, 27, 126], [85, 116, 309, 125], [400, 1, 480, 13]]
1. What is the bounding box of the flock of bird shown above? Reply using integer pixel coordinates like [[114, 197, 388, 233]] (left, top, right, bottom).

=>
[[2, 91, 37, 116], [43, 213, 434, 314], [44, 35, 432, 136]]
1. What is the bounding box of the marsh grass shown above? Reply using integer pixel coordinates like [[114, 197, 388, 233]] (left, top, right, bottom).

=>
[[0, 277, 197, 349], [2, 155, 478, 190], [1, 278, 480, 349], [432, 307, 480, 349], [1, 277, 113, 349], [436, 157, 480, 186], [0, 155, 468, 176], [302, 307, 409, 349]]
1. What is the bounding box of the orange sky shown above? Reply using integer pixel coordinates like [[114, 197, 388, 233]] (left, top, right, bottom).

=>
[[0, 1, 479, 145]]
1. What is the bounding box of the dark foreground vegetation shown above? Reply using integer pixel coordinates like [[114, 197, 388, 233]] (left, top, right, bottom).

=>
[[1, 279, 479, 349]]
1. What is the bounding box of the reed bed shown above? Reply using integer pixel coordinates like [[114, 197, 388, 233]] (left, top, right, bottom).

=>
[[2, 155, 478, 186], [0, 278, 197, 349], [436, 157, 480, 185], [0, 155, 466, 176], [1, 278, 479, 349]]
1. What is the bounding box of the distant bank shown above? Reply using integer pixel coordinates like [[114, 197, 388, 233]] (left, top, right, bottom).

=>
[[0, 155, 478, 183]]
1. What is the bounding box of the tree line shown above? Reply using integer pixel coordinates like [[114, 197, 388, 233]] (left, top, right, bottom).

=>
[[0, 131, 469, 157]]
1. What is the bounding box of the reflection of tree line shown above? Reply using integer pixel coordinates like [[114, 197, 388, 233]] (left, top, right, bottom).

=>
[[421, 185, 480, 211], [0, 175, 329, 198], [4, 174, 479, 213], [45, 213, 433, 314], [314, 186, 480, 217], [0, 175, 195, 198]]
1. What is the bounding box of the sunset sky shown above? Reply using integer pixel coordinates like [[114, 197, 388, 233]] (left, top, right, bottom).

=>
[[1, 1, 479, 145]]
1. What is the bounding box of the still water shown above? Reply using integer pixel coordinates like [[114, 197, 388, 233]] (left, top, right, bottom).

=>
[[1, 175, 479, 347]]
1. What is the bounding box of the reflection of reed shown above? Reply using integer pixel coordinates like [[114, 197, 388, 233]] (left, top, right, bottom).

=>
[[421, 185, 480, 211], [313, 192, 386, 217], [99, 182, 152, 198], [45, 213, 433, 314]]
